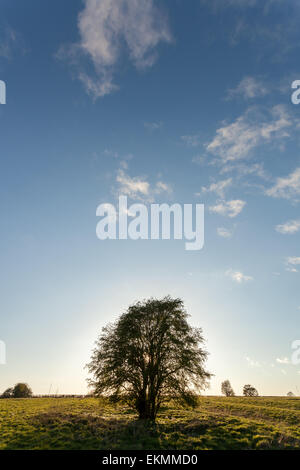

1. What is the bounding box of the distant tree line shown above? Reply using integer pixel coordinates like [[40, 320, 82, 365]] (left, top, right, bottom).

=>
[[221, 380, 259, 397], [0, 384, 90, 399], [221, 381, 298, 397]]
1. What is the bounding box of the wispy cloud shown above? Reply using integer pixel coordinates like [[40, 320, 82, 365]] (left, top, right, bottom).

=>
[[276, 220, 300, 234], [201, 178, 232, 198], [202, 0, 300, 63], [206, 105, 293, 164], [209, 199, 246, 218], [116, 169, 150, 198], [115, 169, 171, 202], [266, 167, 300, 200], [181, 134, 201, 147], [0, 26, 25, 59], [58, 0, 172, 99], [246, 356, 261, 367], [155, 181, 172, 194], [220, 162, 268, 180], [202, 0, 258, 10], [226, 269, 253, 283], [287, 256, 300, 263], [144, 121, 163, 131], [192, 155, 206, 166], [285, 256, 300, 273], [227, 76, 268, 100], [286, 267, 298, 273], [276, 357, 290, 365], [217, 227, 233, 238]]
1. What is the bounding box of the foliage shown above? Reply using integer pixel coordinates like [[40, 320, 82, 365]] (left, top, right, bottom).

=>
[[221, 380, 235, 397], [243, 385, 259, 397], [287, 392, 295, 397], [12, 383, 33, 398], [1, 388, 14, 398], [1, 383, 32, 399], [87, 297, 211, 420]]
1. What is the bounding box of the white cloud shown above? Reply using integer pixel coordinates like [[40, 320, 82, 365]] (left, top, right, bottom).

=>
[[209, 199, 246, 218], [286, 267, 298, 273], [276, 357, 290, 365], [206, 105, 293, 163], [144, 121, 163, 131], [285, 257, 300, 273], [266, 167, 300, 200], [115, 169, 171, 201], [227, 76, 268, 100], [217, 227, 233, 238], [116, 169, 149, 198], [220, 162, 268, 179], [217, 0, 258, 6], [226, 269, 253, 283], [154, 181, 172, 194], [0, 27, 17, 59], [246, 356, 261, 367], [276, 220, 300, 234], [192, 155, 206, 166], [201, 178, 232, 198], [181, 134, 201, 147], [59, 0, 172, 98], [202, 0, 258, 9], [286, 256, 300, 271], [286, 257, 300, 265]]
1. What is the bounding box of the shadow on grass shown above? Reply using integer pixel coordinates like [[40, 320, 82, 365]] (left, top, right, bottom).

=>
[[3, 410, 162, 450], [4, 407, 299, 450]]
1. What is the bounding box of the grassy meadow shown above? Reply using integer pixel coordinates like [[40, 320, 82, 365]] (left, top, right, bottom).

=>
[[1, 396, 300, 450]]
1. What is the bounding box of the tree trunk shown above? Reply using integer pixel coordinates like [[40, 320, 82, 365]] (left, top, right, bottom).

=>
[[136, 396, 157, 420]]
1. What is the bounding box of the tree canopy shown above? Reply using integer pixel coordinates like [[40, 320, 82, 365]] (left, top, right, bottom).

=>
[[221, 380, 235, 397], [1, 383, 32, 398], [243, 384, 259, 397], [87, 296, 211, 420]]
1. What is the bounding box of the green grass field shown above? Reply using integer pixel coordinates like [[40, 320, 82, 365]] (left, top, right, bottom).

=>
[[1, 396, 300, 450]]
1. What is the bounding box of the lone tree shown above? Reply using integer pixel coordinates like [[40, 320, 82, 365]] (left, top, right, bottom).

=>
[[287, 391, 295, 397], [87, 296, 211, 420], [221, 380, 235, 397], [12, 383, 32, 398], [243, 384, 259, 397]]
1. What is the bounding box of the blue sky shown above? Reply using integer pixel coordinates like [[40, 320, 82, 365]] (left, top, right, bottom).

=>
[[1, 0, 300, 396]]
